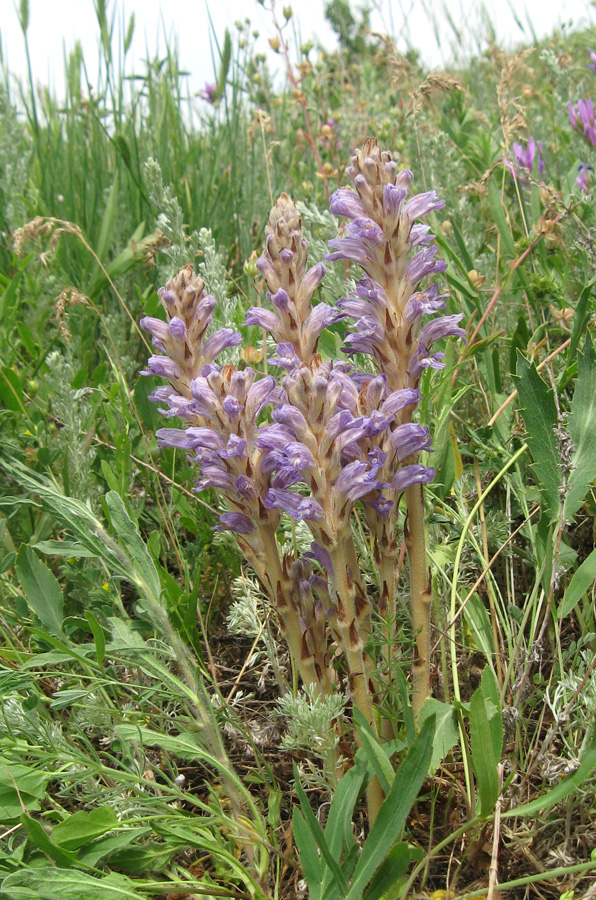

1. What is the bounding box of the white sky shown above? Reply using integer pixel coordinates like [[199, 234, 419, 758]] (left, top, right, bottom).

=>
[[1, 0, 594, 104]]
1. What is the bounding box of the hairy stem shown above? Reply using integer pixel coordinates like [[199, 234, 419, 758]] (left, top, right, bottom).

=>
[[405, 482, 432, 725], [328, 540, 384, 823], [255, 525, 333, 696]]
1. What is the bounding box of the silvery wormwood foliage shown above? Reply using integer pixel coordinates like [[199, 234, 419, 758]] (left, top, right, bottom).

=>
[[140, 140, 464, 818]]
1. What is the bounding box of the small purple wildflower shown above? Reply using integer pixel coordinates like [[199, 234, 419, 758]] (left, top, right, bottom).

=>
[[199, 82, 218, 105], [569, 98, 596, 147], [576, 163, 594, 191], [504, 138, 545, 181]]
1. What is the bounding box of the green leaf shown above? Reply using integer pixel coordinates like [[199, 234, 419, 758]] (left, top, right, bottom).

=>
[[344, 716, 435, 900], [75, 827, 150, 867], [20, 815, 77, 867], [504, 725, 596, 818], [104, 492, 161, 605], [32, 541, 98, 559], [481, 667, 503, 763], [488, 179, 516, 258], [364, 842, 411, 900], [564, 335, 596, 522], [0, 666, 34, 695], [293, 763, 348, 894], [564, 280, 594, 375], [561, 547, 596, 618], [469, 686, 500, 817], [49, 688, 89, 710], [85, 610, 106, 664], [293, 809, 322, 900], [353, 709, 395, 794], [16, 547, 64, 638], [0, 263, 27, 324], [320, 758, 366, 899], [0, 367, 25, 412], [0, 763, 51, 819], [52, 807, 117, 852], [418, 698, 459, 773], [463, 592, 495, 662], [515, 353, 561, 520], [0, 868, 144, 899], [90, 170, 120, 283]]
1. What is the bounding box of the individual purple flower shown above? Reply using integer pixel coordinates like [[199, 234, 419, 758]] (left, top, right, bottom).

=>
[[334, 459, 386, 502], [305, 542, 333, 574], [576, 164, 593, 191], [569, 99, 596, 147], [199, 82, 219, 104], [216, 512, 254, 534], [587, 50, 596, 74], [392, 464, 435, 493], [389, 423, 432, 461], [505, 138, 545, 179], [263, 489, 325, 522]]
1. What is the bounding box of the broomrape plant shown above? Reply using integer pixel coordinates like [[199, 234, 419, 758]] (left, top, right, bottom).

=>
[[141, 137, 464, 822]]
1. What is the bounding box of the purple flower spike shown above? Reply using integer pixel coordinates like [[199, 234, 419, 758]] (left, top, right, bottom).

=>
[[169, 317, 187, 341], [587, 50, 596, 73], [367, 493, 393, 519], [380, 388, 420, 417], [216, 512, 254, 534]]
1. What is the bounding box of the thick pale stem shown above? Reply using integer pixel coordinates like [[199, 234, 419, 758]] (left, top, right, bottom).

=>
[[405, 482, 432, 725], [256, 526, 333, 696], [328, 539, 384, 824]]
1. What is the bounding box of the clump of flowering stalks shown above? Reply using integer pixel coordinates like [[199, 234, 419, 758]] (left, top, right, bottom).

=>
[[141, 138, 464, 822]]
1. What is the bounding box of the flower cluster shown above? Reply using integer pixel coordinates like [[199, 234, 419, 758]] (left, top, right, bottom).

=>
[[141, 141, 464, 810]]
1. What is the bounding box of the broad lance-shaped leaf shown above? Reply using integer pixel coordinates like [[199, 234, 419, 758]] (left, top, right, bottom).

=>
[[104, 492, 161, 607], [564, 334, 596, 522], [469, 671, 502, 818], [16, 546, 64, 638], [0, 868, 144, 899], [515, 352, 561, 521], [343, 715, 435, 900], [418, 697, 459, 774]]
